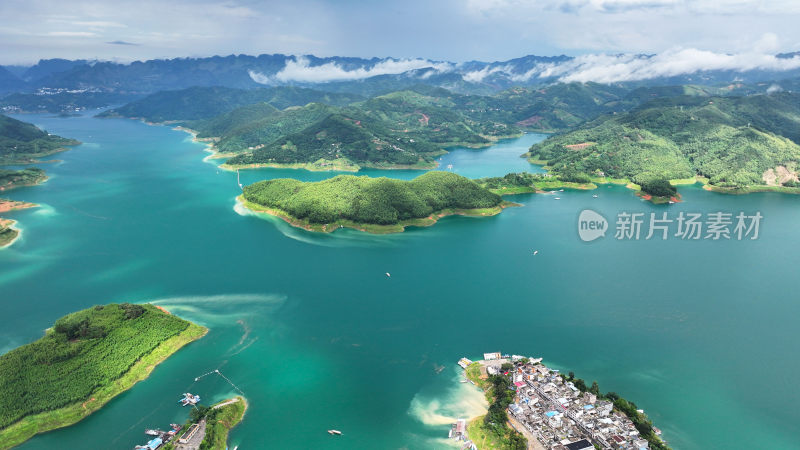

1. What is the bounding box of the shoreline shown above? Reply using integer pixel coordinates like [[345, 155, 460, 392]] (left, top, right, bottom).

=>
[[238, 195, 518, 234], [0, 176, 49, 192], [0, 310, 208, 449], [530, 157, 800, 199], [199, 396, 248, 449], [0, 199, 38, 214], [0, 219, 21, 249]]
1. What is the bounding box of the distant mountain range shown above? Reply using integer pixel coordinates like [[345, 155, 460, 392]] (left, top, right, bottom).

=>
[[2, 51, 800, 100]]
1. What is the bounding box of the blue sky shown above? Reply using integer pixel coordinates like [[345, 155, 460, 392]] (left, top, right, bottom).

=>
[[1, 0, 799, 65]]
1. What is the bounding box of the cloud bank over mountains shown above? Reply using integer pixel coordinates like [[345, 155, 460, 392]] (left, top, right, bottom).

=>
[[249, 56, 453, 84], [248, 46, 800, 85]]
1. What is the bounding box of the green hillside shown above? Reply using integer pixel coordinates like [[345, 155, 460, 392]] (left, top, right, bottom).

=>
[[0, 114, 80, 164], [221, 88, 528, 169], [190, 102, 281, 140], [209, 102, 340, 154], [528, 93, 800, 189], [98, 86, 364, 122], [242, 171, 504, 230]]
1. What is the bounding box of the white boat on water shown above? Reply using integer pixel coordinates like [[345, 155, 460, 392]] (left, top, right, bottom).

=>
[[144, 429, 160, 436], [554, 197, 561, 200], [328, 429, 342, 435], [385, 272, 391, 277], [593, 194, 598, 198]]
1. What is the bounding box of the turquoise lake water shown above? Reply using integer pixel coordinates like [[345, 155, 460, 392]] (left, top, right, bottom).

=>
[[1, 112, 799, 449]]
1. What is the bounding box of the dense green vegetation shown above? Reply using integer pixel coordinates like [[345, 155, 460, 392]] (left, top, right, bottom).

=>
[[0, 114, 80, 164], [200, 398, 247, 450], [98, 86, 364, 122], [104, 82, 655, 169], [481, 375, 527, 450], [562, 372, 669, 450], [0, 168, 47, 190], [209, 103, 341, 155], [242, 171, 502, 226], [638, 178, 677, 197], [529, 92, 800, 189], [477, 172, 597, 194], [0, 304, 194, 431], [221, 88, 521, 168]]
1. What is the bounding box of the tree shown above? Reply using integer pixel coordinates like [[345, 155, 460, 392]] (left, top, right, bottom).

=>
[[190, 405, 210, 423], [590, 381, 600, 396]]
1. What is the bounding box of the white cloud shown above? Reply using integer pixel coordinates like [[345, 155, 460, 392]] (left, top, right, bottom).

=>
[[249, 56, 453, 84], [459, 43, 800, 84], [47, 31, 97, 37], [461, 65, 507, 82], [552, 48, 800, 83], [766, 83, 783, 94]]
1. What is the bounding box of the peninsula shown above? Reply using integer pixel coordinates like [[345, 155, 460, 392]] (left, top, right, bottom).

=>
[[0, 168, 48, 191], [455, 353, 669, 450], [0, 198, 38, 248], [1, 114, 80, 165], [0, 303, 206, 449], [240, 171, 513, 234]]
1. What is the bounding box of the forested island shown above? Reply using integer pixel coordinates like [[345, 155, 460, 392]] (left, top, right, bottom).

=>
[[0, 303, 206, 449], [0, 114, 80, 164], [526, 92, 800, 194], [240, 171, 512, 233]]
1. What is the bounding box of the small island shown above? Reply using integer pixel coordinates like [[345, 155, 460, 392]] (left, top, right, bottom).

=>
[[0, 303, 206, 449], [240, 171, 515, 234]]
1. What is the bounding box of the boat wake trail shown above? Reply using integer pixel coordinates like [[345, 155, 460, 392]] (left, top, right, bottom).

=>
[[146, 293, 287, 327]]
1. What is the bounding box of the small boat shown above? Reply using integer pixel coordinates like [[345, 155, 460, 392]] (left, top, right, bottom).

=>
[[559, 189, 564, 192], [554, 197, 561, 200], [385, 272, 391, 277], [328, 429, 342, 435], [533, 250, 538, 255], [460, 379, 468, 383], [592, 194, 598, 198], [144, 429, 161, 436]]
